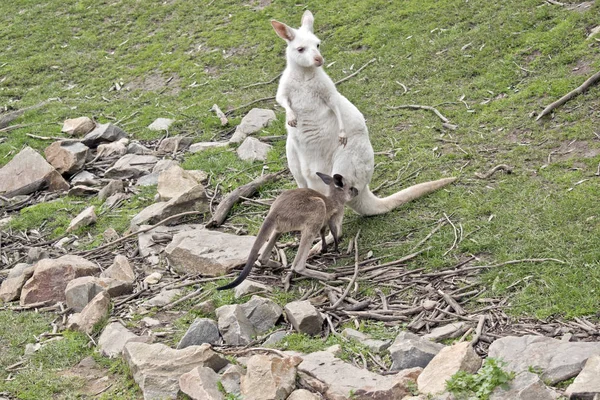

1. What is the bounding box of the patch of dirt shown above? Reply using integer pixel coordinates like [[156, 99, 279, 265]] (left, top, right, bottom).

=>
[[522, 49, 542, 64], [245, 0, 272, 10], [571, 59, 593, 76], [124, 72, 181, 96], [506, 128, 534, 144], [59, 356, 118, 397], [551, 139, 600, 161]]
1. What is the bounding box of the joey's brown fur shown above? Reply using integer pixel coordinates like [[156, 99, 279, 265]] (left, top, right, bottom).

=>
[[217, 172, 357, 290]]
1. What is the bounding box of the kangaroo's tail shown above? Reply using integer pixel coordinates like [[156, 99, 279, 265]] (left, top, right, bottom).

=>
[[216, 219, 275, 291], [349, 177, 456, 216]]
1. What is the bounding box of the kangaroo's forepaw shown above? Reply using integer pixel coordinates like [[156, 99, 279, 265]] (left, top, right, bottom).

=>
[[338, 135, 347, 147], [287, 118, 297, 127]]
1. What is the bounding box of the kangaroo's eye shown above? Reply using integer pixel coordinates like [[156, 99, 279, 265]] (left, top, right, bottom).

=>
[[317, 43, 320, 48], [297, 47, 305, 53]]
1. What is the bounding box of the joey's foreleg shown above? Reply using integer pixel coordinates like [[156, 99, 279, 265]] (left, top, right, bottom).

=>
[[309, 213, 344, 256], [319, 226, 328, 254], [292, 229, 335, 281]]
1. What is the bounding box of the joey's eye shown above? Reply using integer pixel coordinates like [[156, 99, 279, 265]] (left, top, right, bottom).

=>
[[297, 47, 305, 53]]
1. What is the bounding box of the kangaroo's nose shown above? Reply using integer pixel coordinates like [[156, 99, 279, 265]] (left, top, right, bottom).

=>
[[314, 55, 323, 66]]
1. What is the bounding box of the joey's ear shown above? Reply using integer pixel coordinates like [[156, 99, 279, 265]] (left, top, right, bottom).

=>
[[271, 20, 295, 41], [333, 174, 344, 188], [301, 10, 314, 32], [316, 172, 333, 185]]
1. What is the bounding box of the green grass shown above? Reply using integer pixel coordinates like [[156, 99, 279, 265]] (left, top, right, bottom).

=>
[[1, 0, 600, 397]]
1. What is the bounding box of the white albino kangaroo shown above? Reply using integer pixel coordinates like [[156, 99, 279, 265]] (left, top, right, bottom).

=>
[[271, 11, 456, 243]]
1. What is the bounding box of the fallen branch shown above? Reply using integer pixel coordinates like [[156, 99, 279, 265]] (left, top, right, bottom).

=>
[[327, 230, 360, 310], [26, 133, 80, 141], [535, 70, 600, 121], [475, 164, 512, 179], [334, 58, 377, 86], [211, 104, 229, 126], [389, 104, 450, 123], [0, 100, 50, 129], [240, 72, 282, 89], [224, 96, 276, 116], [206, 170, 287, 228], [0, 124, 31, 133], [78, 211, 203, 256]]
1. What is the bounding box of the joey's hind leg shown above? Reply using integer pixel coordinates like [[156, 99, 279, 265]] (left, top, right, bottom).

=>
[[293, 229, 335, 281], [319, 226, 328, 254], [259, 231, 281, 266]]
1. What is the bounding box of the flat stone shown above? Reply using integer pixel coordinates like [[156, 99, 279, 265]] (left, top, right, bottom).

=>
[[287, 389, 321, 400], [389, 331, 445, 371], [178, 366, 223, 400], [136, 172, 159, 186], [240, 354, 299, 400], [66, 291, 111, 334], [103, 227, 120, 243], [236, 136, 272, 162], [157, 165, 202, 201], [123, 342, 228, 400], [490, 371, 560, 400], [229, 108, 276, 143], [130, 184, 208, 232], [417, 341, 482, 395], [98, 322, 149, 358], [20, 255, 100, 305], [216, 304, 256, 346], [68, 185, 100, 197], [62, 117, 96, 136], [240, 295, 283, 335], [157, 136, 193, 154], [422, 321, 469, 342], [143, 272, 163, 285], [234, 279, 272, 299], [189, 142, 228, 153], [488, 335, 600, 385], [103, 192, 129, 209], [127, 142, 153, 155], [105, 154, 158, 179], [65, 276, 132, 311], [97, 138, 129, 159], [0, 263, 34, 302], [66, 206, 97, 233], [177, 318, 221, 349], [148, 118, 175, 131], [221, 364, 245, 395], [298, 351, 419, 400], [100, 254, 135, 283], [44, 141, 89, 175], [263, 331, 288, 347], [98, 180, 125, 203], [165, 229, 256, 276], [153, 159, 180, 173], [0, 147, 69, 198], [565, 355, 600, 399], [70, 170, 99, 186], [146, 289, 181, 307], [284, 300, 323, 336], [82, 123, 127, 148]]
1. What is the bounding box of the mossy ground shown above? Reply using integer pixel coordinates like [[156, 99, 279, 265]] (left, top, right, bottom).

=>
[[1, 0, 599, 398]]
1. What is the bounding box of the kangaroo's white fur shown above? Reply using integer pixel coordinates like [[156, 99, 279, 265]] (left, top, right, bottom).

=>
[[272, 11, 456, 230]]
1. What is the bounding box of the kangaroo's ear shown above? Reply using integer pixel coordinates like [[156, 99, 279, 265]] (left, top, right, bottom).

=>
[[316, 172, 333, 185], [333, 174, 344, 188], [301, 10, 314, 32], [271, 20, 295, 41]]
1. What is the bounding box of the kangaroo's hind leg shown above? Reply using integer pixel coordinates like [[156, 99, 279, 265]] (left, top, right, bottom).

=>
[[292, 227, 335, 281], [259, 231, 282, 266]]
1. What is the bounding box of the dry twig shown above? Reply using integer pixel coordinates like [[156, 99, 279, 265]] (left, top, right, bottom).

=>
[[536, 70, 600, 121], [389, 104, 450, 123], [474, 164, 513, 179]]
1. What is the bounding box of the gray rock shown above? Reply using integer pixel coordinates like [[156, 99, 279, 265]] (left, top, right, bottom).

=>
[[178, 366, 223, 400], [417, 341, 482, 396], [240, 354, 299, 400], [98, 322, 148, 358], [298, 351, 420, 400], [177, 318, 220, 349], [389, 331, 445, 371], [423, 321, 470, 342], [284, 300, 323, 336], [98, 179, 124, 201], [130, 184, 208, 232], [103, 192, 129, 209], [103, 227, 120, 242], [66, 206, 96, 232], [136, 172, 159, 186], [216, 304, 256, 346], [341, 328, 391, 353], [100, 254, 135, 283], [165, 229, 256, 276], [229, 108, 276, 143], [70, 170, 99, 186], [157, 165, 202, 201], [148, 118, 175, 131], [44, 141, 89, 175], [488, 335, 600, 385], [241, 295, 283, 335], [220, 364, 245, 395], [65, 276, 133, 311], [157, 136, 193, 154], [97, 138, 129, 159], [0, 263, 34, 302], [123, 342, 228, 400], [138, 224, 201, 258], [565, 355, 600, 399], [263, 331, 288, 347], [27, 247, 48, 263], [236, 136, 273, 162], [82, 123, 127, 148], [20, 255, 100, 305], [153, 159, 180, 173], [127, 142, 153, 155], [66, 291, 111, 334], [104, 154, 158, 179], [61, 117, 95, 136], [189, 142, 228, 153], [490, 371, 560, 400], [146, 289, 181, 307], [234, 279, 272, 299], [68, 185, 100, 197], [287, 389, 321, 400], [0, 147, 69, 198]]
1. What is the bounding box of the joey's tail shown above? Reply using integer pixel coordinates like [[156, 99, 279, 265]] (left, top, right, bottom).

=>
[[216, 219, 275, 290], [349, 177, 456, 216]]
